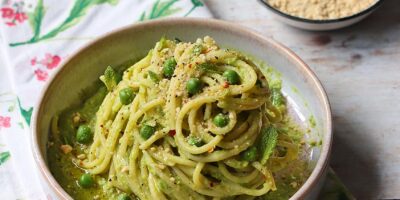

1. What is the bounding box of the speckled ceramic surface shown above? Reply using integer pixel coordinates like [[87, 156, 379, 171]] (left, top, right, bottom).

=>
[[31, 18, 332, 200]]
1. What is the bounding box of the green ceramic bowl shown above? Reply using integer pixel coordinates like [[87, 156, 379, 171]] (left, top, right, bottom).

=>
[[31, 18, 332, 200]]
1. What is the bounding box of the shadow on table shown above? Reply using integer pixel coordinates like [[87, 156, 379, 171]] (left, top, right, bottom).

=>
[[319, 0, 400, 48], [305, 1, 400, 199], [327, 1, 400, 199], [334, 0, 400, 31], [303, 0, 400, 50], [330, 115, 381, 199]]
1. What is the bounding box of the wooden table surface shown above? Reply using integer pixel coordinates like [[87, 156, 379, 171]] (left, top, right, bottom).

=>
[[203, 0, 400, 199]]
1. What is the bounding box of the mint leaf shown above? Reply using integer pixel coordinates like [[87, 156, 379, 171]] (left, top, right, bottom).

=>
[[197, 62, 218, 73], [148, 71, 160, 83], [100, 66, 121, 91], [258, 126, 278, 165]]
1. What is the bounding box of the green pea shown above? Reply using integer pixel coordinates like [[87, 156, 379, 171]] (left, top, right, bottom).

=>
[[223, 70, 240, 85], [163, 58, 177, 78], [213, 113, 229, 127], [241, 146, 258, 162], [140, 125, 156, 140], [186, 78, 202, 95], [76, 125, 92, 144], [79, 173, 94, 188], [118, 194, 131, 200], [188, 136, 204, 147], [119, 87, 135, 105]]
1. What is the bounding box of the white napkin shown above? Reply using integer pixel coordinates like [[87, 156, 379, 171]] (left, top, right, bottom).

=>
[[0, 0, 211, 199]]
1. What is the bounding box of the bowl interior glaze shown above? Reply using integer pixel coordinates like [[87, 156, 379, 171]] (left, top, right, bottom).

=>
[[32, 18, 332, 200]]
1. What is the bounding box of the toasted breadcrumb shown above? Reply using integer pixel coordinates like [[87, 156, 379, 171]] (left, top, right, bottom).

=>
[[60, 144, 73, 154], [267, 0, 377, 20]]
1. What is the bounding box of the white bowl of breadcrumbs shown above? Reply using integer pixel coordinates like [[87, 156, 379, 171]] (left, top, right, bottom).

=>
[[259, 0, 383, 31]]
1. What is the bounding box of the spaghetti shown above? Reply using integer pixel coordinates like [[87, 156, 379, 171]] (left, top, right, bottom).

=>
[[67, 37, 300, 199]]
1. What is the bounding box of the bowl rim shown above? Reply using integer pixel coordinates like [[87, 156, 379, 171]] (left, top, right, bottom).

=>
[[31, 18, 333, 200], [258, 0, 383, 24]]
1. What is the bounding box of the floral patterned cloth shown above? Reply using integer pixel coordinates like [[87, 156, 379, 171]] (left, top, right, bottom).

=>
[[0, 0, 211, 199]]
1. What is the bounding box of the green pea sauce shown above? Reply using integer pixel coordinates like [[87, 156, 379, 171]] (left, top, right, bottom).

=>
[[47, 58, 313, 200], [47, 85, 123, 199]]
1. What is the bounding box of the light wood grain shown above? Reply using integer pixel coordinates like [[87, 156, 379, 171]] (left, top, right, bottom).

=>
[[203, 0, 400, 199]]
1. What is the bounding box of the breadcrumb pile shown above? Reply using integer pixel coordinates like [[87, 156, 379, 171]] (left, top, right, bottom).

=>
[[267, 0, 377, 20]]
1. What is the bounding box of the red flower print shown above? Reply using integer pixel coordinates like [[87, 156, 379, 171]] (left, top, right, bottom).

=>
[[1, 2, 28, 26], [31, 54, 62, 82], [31, 57, 37, 66], [5, 21, 15, 26], [34, 69, 48, 81], [0, 7, 14, 19], [14, 12, 27, 23], [0, 116, 11, 129], [40, 54, 61, 69]]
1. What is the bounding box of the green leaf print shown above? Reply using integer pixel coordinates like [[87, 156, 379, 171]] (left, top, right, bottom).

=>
[[7, 105, 14, 112], [184, 0, 204, 17], [17, 122, 24, 129], [191, 0, 204, 6], [9, 0, 119, 47], [28, 0, 45, 40], [17, 98, 33, 126], [139, 0, 181, 21], [92, 0, 118, 4], [0, 151, 11, 166]]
